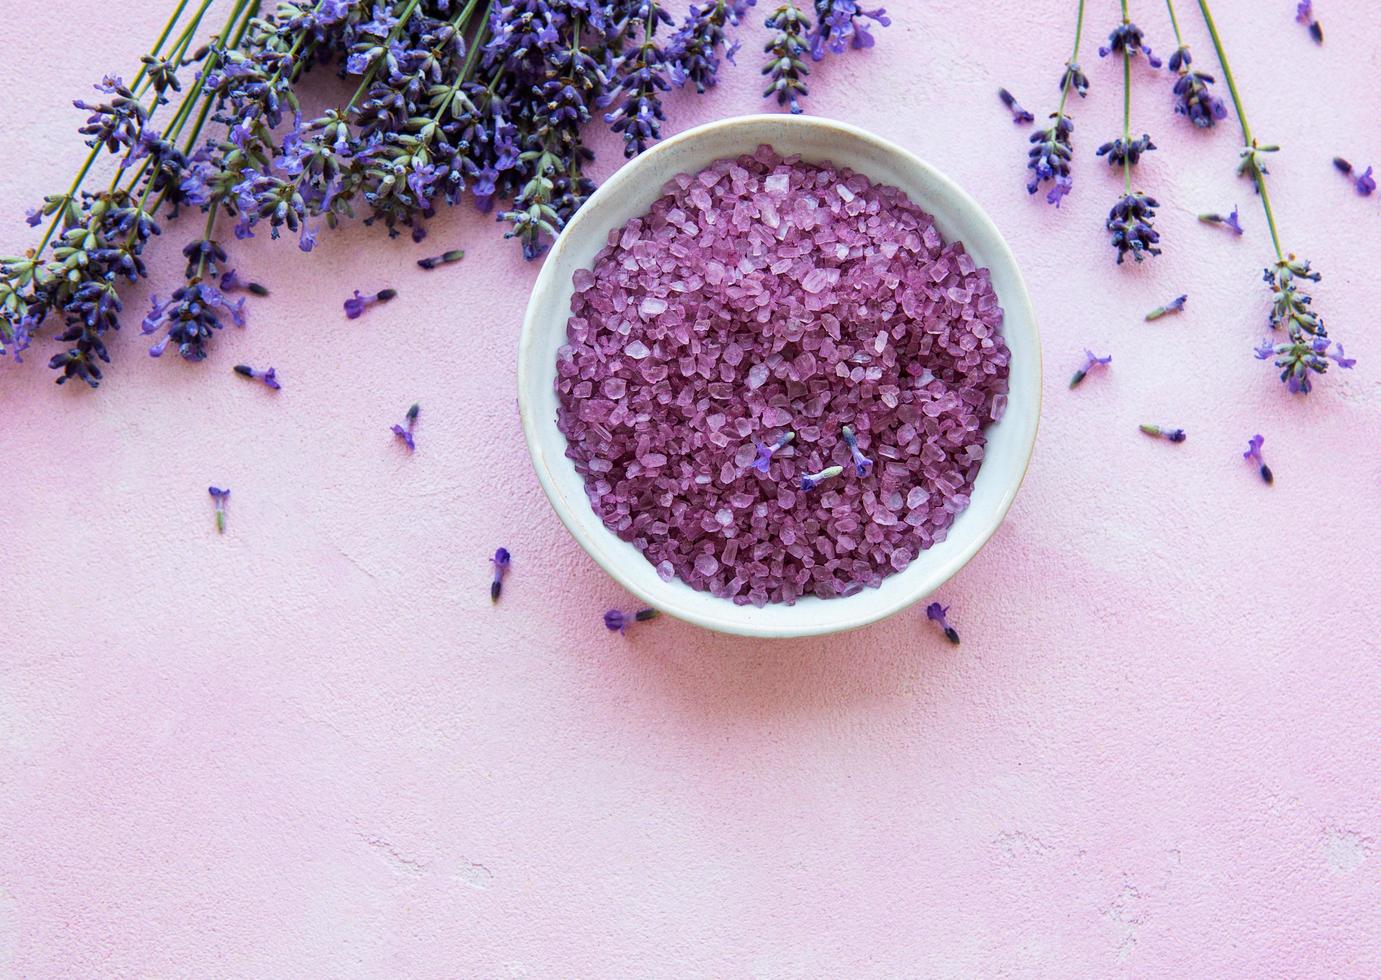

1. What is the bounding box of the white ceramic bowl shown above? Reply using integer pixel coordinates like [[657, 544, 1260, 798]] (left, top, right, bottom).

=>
[[518, 114, 1040, 638]]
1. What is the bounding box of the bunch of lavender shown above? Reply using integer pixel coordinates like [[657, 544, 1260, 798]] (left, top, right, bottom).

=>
[[762, 0, 888, 114], [5, 0, 889, 387], [1161, 0, 1224, 128], [1026, 0, 1087, 206], [1100, 0, 1162, 263], [1195, 0, 1352, 392]]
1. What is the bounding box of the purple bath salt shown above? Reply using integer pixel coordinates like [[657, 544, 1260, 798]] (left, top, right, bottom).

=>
[[554, 145, 1010, 607]]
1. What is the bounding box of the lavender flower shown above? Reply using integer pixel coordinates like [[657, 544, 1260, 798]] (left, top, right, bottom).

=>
[[392, 402, 419, 452], [808, 0, 889, 60], [208, 486, 230, 534], [668, 0, 757, 94], [1059, 61, 1090, 99], [1027, 117, 1075, 206], [1145, 294, 1187, 321], [1296, 1, 1323, 43], [491, 547, 511, 602], [219, 268, 269, 296], [604, 607, 659, 633], [840, 425, 872, 476], [416, 249, 465, 270], [751, 430, 795, 473], [1107, 192, 1161, 264], [233, 364, 280, 389], [1198, 207, 1243, 235], [762, 1, 812, 113], [925, 601, 959, 645], [1253, 256, 1353, 393], [1243, 434, 1273, 484], [142, 283, 246, 361], [344, 288, 397, 319], [1139, 423, 1186, 442], [998, 88, 1034, 125], [1099, 17, 1161, 66], [1096, 134, 1156, 168], [1167, 49, 1226, 128], [1332, 158, 1375, 196], [1069, 349, 1112, 388], [799, 464, 843, 492]]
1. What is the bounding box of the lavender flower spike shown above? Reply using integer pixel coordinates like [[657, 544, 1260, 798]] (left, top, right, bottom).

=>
[[799, 464, 844, 492], [208, 486, 230, 534], [392, 402, 419, 452], [840, 425, 873, 476], [998, 88, 1034, 125], [490, 547, 511, 603], [1107, 192, 1162, 264], [344, 288, 397, 319], [1243, 434, 1273, 485], [1198, 207, 1244, 235], [1139, 423, 1186, 442], [604, 608, 659, 633], [233, 364, 280, 389], [925, 602, 960, 645], [1069, 349, 1112, 388], [751, 430, 796, 473], [1145, 295, 1187, 321]]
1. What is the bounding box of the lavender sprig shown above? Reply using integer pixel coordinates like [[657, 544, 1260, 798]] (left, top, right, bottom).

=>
[[808, 0, 889, 61], [762, 1, 812, 113], [1027, 0, 1087, 207], [1196, 0, 1351, 391], [1104, 1, 1162, 264]]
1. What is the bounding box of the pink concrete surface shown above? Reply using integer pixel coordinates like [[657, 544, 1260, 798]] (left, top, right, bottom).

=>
[[2, 0, 1379, 974]]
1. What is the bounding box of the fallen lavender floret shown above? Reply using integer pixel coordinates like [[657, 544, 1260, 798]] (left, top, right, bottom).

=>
[[233, 364, 279, 389], [1296, 1, 1323, 43], [392, 402, 419, 452], [799, 464, 844, 492], [751, 430, 795, 474], [208, 486, 230, 534], [1198, 207, 1243, 235], [998, 88, 1035, 125], [345, 288, 397, 319], [219, 269, 269, 296], [1069, 349, 1112, 388], [1139, 423, 1186, 442], [1243, 434, 1273, 484], [1145, 295, 1187, 321], [490, 548, 511, 603], [1332, 158, 1375, 196], [417, 249, 465, 270], [926, 601, 960, 645], [604, 608, 659, 633], [840, 425, 873, 476]]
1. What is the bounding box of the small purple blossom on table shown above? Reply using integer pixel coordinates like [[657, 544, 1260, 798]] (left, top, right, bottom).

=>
[[604, 608, 659, 633], [1243, 434, 1273, 485], [1198, 207, 1243, 235], [926, 602, 960, 645], [219, 269, 269, 296], [799, 464, 843, 492], [344, 288, 397, 319], [233, 364, 280, 389], [751, 430, 795, 474], [1296, 1, 1323, 43], [491, 548, 511, 603], [1333, 158, 1375, 196], [417, 249, 465, 270], [1069, 350, 1112, 389], [392, 402, 419, 452], [1139, 424, 1186, 442], [208, 486, 230, 534], [998, 88, 1034, 125], [1145, 295, 1187, 321], [840, 425, 873, 476]]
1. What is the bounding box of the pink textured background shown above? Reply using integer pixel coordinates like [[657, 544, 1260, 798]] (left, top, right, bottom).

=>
[[2, 0, 1379, 974]]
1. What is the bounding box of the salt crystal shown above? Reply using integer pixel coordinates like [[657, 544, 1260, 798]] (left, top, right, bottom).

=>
[[625, 339, 651, 359], [765, 173, 790, 194], [640, 297, 667, 317]]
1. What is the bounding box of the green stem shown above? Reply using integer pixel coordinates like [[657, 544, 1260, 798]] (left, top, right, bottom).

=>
[[32, 0, 204, 256], [1122, 3, 1132, 193], [1164, 0, 1184, 48], [1194, 0, 1284, 258], [1054, 0, 1087, 119], [193, 203, 221, 279]]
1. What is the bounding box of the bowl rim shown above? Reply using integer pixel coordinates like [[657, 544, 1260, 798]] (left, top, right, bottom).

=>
[[518, 113, 1041, 638]]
